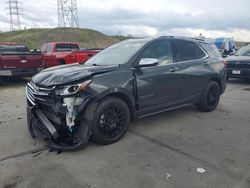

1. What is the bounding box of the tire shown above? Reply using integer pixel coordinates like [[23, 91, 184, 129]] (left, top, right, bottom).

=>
[[91, 97, 130, 145], [58, 60, 65, 65], [0, 77, 3, 86], [27, 113, 36, 138], [197, 81, 221, 112]]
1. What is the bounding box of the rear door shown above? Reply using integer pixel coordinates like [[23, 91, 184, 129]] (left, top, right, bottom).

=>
[[171, 40, 210, 99]]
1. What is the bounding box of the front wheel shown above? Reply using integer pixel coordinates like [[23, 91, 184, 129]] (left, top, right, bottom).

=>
[[197, 81, 221, 112], [91, 97, 130, 145]]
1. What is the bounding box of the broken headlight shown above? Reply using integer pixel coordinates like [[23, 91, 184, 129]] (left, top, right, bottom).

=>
[[55, 80, 92, 96]]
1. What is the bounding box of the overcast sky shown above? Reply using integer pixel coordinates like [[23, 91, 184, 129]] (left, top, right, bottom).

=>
[[1, 0, 250, 41]]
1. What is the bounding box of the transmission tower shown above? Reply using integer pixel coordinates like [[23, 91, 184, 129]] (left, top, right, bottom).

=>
[[5, 0, 22, 31], [57, 0, 79, 28]]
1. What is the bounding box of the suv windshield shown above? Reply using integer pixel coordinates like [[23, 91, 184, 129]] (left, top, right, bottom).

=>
[[235, 46, 250, 56], [85, 39, 150, 66]]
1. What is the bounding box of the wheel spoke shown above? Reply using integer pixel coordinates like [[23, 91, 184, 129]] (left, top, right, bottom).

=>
[[97, 105, 126, 139]]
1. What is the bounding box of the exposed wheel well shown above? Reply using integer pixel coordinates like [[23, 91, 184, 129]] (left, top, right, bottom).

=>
[[102, 93, 135, 121]]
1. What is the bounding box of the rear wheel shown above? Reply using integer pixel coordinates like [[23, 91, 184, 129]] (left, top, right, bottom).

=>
[[91, 97, 130, 145], [197, 81, 221, 112]]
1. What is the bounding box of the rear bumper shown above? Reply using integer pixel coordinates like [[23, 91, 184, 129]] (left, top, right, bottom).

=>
[[227, 68, 250, 79], [0, 68, 41, 77]]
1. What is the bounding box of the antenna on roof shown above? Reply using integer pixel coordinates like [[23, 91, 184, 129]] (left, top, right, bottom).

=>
[[57, 0, 79, 28]]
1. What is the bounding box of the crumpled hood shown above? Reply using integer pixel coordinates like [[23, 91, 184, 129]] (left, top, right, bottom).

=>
[[32, 63, 117, 87], [226, 55, 250, 62]]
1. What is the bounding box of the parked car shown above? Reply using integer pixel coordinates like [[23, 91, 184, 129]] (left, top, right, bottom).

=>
[[26, 37, 227, 151], [226, 45, 250, 79], [41, 42, 101, 68], [214, 38, 236, 57], [0, 43, 43, 83]]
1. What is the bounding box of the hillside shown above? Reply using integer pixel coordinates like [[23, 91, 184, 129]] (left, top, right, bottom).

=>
[[0, 28, 122, 49]]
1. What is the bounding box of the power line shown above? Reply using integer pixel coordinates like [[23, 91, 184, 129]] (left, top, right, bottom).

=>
[[5, 0, 22, 31], [57, 0, 79, 28]]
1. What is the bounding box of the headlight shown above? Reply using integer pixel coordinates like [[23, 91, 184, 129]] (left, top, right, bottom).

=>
[[55, 80, 92, 96]]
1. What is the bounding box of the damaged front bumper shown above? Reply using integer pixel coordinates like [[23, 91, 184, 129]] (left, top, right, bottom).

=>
[[26, 82, 93, 151]]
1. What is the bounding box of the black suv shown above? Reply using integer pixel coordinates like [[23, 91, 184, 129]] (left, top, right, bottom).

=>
[[26, 36, 227, 150]]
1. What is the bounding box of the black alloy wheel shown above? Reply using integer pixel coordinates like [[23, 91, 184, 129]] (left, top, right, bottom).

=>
[[91, 97, 130, 145], [98, 105, 126, 139], [198, 81, 221, 112]]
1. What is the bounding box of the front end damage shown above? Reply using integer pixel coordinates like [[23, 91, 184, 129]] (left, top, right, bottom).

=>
[[26, 82, 95, 151]]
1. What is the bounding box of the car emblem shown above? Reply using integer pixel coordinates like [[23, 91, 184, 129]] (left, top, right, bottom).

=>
[[20, 60, 28, 63]]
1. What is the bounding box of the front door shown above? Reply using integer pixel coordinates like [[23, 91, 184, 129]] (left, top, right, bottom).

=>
[[134, 39, 182, 112]]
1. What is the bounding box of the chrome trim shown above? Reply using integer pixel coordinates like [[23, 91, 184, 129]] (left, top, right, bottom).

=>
[[26, 86, 35, 106], [35, 109, 59, 138], [26, 82, 51, 105]]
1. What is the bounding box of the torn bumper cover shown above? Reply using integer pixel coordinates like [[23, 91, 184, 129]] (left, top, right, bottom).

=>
[[26, 82, 93, 151]]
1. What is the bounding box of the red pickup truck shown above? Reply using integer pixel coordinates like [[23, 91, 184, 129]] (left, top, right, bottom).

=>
[[41, 42, 101, 68], [0, 43, 43, 82]]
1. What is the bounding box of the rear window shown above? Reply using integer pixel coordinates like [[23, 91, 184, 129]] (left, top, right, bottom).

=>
[[174, 41, 206, 62], [200, 43, 222, 57], [55, 44, 80, 52], [41, 44, 47, 53], [0, 45, 30, 53]]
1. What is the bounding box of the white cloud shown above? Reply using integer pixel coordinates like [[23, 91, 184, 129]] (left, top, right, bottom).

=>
[[0, 0, 250, 41]]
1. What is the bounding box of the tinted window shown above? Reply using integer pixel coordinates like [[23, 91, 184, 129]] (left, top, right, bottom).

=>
[[140, 40, 173, 65], [0, 45, 29, 53], [197, 45, 206, 59], [55, 44, 80, 52], [174, 41, 198, 62], [200, 43, 221, 57]]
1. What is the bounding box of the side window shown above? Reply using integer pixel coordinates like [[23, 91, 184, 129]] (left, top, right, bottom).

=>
[[46, 44, 53, 53], [196, 45, 206, 59], [174, 41, 198, 62], [200, 43, 221, 57], [140, 40, 173, 65]]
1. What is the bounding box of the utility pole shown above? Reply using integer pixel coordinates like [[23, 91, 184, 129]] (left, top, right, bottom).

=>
[[5, 0, 22, 31], [57, 0, 79, 28]]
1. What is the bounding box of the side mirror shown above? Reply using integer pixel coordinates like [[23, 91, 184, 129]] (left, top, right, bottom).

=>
[[136, 58, 158, 68]]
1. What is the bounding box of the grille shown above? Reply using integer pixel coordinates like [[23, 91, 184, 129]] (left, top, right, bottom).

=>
[[227, 61, 250, 69], [26, 82, 54, 106]]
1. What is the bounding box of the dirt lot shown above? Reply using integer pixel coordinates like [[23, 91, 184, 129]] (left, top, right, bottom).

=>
[[0, 79, 250, 188]]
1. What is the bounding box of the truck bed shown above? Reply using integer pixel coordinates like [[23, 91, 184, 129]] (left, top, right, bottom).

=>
[[0, 52, 43, 77]]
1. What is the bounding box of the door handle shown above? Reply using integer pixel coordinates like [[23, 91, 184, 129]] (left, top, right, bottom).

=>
[[169, 67, 179, 72]]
